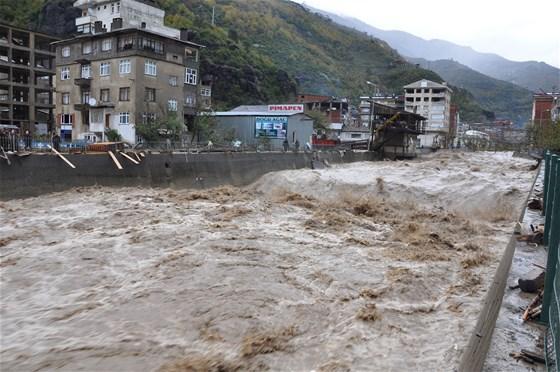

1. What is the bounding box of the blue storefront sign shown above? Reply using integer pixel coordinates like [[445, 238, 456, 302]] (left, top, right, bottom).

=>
[[255, 116, 287, 138]]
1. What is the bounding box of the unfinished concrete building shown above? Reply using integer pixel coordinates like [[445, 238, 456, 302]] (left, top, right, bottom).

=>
[[0, 23, 57, 134], [404, 79, 453, 148], [53, 0, 205, 143]]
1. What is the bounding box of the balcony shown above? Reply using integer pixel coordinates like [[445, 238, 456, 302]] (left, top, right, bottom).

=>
[[89, 122, 105, 132], [75, 15, 97, 26], [74, 103, 90, 111], [74, 77, 91, 87]]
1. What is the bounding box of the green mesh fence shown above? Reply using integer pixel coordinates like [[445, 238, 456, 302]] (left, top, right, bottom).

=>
[[544, 152, 560, 371]]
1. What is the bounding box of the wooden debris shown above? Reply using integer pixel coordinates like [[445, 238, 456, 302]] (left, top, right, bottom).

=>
[[108, 150, 123, 170], [517, 231, 544, 245], [119, 151, 139, 165], [48, 145, 76, 169], [520, 349, 546, 364], [510, 350, 546, 365], [133, 152, 141, 162], [522, 290, 543, 321], [0, 146, 11, 165]]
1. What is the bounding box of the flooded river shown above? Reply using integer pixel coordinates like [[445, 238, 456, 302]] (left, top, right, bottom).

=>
[[0, 151, 536, 371]]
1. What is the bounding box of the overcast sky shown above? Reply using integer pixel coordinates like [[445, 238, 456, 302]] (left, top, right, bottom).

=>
[[295, 0, 560, 68]]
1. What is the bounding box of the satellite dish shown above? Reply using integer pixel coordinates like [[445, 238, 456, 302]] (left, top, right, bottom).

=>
[[88, 97, 97, 106]]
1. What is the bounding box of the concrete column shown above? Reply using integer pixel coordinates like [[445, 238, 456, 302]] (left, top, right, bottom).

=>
[[29, 31, 36, 133]]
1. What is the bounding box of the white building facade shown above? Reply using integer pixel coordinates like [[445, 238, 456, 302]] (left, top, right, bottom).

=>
[[404, 79, 452, 148], [74, 0, 179, 38]]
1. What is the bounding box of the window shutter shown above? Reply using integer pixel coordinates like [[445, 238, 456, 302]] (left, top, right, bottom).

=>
[[70, 113, 75, 125], [56, 113, 61, 125]]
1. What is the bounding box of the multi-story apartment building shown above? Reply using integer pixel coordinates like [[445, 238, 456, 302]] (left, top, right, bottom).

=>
[[53, 0, 205, 143], [404, 79, 452, 148], [358, 95, 405, 127], [0, 23, 57, 134]]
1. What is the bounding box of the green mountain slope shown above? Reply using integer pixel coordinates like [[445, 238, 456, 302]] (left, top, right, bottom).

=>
[[1, 0, 492, 121], [409, 58, 533, 125], [308, 6, 560, 92]]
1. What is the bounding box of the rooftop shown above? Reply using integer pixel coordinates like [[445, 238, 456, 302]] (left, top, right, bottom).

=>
[[404, 79, 453, 92], [51, 27, 204, 48], [211, 111, 310, 117]]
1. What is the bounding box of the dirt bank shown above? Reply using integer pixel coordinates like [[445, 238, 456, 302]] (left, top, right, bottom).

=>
[[0, 151, 536, 371]]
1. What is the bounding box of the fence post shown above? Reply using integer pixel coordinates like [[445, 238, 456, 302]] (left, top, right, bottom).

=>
[[542, 155, 560, 324], [544, 151, 551, 216], [545, 153, 556, 246]]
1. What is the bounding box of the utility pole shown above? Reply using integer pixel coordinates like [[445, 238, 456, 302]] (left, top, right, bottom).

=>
[[368, 98, 375, 151]]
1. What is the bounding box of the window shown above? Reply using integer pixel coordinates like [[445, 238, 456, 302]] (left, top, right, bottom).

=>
[[119, 59, 131, 74], [351, 133, 362, 139], [77, 24, 91, 34], [82, 90, 90, 104], [169, 75, 178, 86], [185, 68, 197, 85], [119, 112, 130, 125], [61, 67, 70, 80], [62, 92, 70, 105], [62, 46, 70, 57], [118, 36, 134, 51], [100, 89, 110, 102], [81, 64, 91, 79], [185, 47, 198, 61], [144, 60, 157, 76], [185, 95, 195, 106], [142, 112, 156, 124], [200, 87, 211, 97], [111, 3, 115, 13], [101, 38, 112, 51], [139, 37, 163, 54], [100, 62, 111, 76], [119, 87, 130, 101], [82, 41, 92, 55], [61, 114, 73, 125], [91, 110, 103, 123], [168, 99, 177, 112], [145, 88, 156, 102], [431, 114, 444, 120]]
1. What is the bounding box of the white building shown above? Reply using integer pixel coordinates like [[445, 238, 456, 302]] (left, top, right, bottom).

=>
[[404, 79, 452, 148], [73, 0, 179, 38]]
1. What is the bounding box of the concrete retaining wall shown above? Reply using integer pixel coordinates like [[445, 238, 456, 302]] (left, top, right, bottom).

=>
[[0, 151, 376, 200], [458, 164, 541, 372]]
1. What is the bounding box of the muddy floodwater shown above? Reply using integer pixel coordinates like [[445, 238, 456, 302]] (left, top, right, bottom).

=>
[[0, 151, 536, 371]]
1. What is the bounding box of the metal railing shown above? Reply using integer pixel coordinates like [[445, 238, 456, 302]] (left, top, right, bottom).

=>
[[543, 151, 560, 371]]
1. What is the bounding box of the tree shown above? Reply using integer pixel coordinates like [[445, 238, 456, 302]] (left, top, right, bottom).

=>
[[105, 128, 121, 142], [305, 109, 328, 131], [191, 111, 218, 143], [135, 112, 185, 142], [527, 119, 560, 151]]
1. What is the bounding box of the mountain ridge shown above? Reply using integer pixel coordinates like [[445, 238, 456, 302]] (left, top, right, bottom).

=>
[[307, 5, 560, 93]]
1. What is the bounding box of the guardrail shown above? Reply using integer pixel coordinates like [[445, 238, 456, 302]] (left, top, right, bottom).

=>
[[543, 151, 560, 371]]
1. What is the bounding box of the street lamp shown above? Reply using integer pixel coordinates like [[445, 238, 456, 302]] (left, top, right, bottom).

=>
[[365, 81, 379, 151]]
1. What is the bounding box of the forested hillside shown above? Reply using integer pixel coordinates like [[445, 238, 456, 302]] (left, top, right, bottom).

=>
[[0, 0, 492, 121], [410, 58, 533, 125]]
